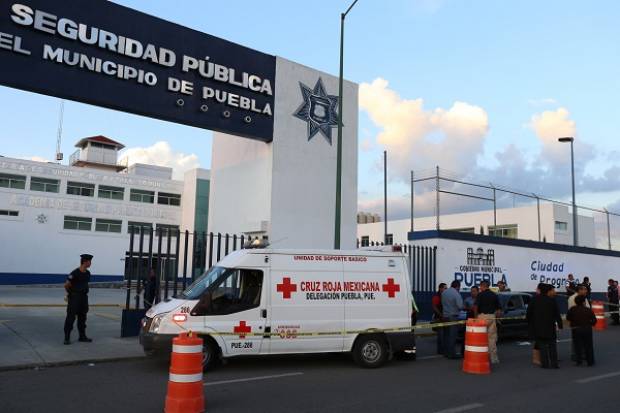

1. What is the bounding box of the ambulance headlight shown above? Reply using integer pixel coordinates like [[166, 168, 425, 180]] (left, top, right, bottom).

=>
[[150, 315, 165, 333]]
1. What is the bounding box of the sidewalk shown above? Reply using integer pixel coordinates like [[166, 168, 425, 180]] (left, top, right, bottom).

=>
[[0, 286, 144, 371]]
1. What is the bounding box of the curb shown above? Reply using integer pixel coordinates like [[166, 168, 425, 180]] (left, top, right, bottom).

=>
[[0, 355, 147, 373]]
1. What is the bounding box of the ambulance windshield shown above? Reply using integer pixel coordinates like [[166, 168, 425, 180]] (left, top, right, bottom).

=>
[[180, 266, 228, 300]]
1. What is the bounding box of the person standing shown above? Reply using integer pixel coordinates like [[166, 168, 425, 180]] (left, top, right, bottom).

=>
[[582, 276, 592, 301], [527, 284, 563, 368], [64, 254, 93, 345], [566, 295, 597, 366], [464, 286, 479, 319], [568, 284, 591, 361], [474, 280, 502, 364], [607, 279, 620, 325], [497, 280, 510, 292], [441, 280, 464, 359], [566, 274, 577, 297], [568, 285, 591, 309], [432, 283, 447, 355]]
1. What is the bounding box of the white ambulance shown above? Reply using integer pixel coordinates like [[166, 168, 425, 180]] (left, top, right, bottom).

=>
[[140, 246, 416, 369]]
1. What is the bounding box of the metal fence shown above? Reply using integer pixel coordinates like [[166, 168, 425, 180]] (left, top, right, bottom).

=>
[[410, 166, 620, 250], [123, 228, 264, 311]]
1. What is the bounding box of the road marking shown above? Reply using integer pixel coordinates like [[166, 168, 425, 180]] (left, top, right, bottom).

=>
[[203, 372, 303, 386], [418, 355, 443, 360], [433, 403, 484, 413], [575, 371, 620, 384]]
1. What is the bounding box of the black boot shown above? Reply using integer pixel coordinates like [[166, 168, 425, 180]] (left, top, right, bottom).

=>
[[64, 335, 71, 345], [78, 335, 92, 343]]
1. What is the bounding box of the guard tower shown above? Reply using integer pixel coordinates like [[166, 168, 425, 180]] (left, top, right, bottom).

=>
[[70, 135, 127, 172]]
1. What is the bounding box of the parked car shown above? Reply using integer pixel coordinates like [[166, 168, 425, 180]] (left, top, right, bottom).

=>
[[497, 292, 531, 339]]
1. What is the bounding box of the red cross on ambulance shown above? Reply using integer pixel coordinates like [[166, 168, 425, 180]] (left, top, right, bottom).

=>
[[277, 277, 297, 299], [382, 278, 400, 298], [233, 321, 251, 339]]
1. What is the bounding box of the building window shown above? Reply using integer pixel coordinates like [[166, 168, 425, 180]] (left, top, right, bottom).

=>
[[128, 221, 153, 234], [488, 224, 518, 239], [156, 224, 180, 236], [385, 234, 394, 245], [89, 142, 116, 150], [30, 177, 60, 193], [0, 209, 19, 217], [447, 227, 475, 234], [98, 185, 124, 200], [67, 181, 95, 197], [361, 236, 370, 247], [95, 218, 122, 233], [130, 189, 155, 203], [555, 221, 568, 232], [158, 192, 181, 206], [0, 173, 26, 189], [64, 216, 92, 231]]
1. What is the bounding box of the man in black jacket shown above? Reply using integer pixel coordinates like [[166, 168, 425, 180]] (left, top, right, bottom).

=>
[[526, 283, 563, 368], [607, 279, 620, 325], [566, 295, 597, 366]]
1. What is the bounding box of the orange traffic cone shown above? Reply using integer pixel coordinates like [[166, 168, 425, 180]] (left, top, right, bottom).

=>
[[592, 301, 607, 331], [165, 332, 205, 413], [462, 318, 491, 375]]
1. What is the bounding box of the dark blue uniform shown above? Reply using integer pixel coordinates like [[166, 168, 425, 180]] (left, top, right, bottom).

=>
[[64, 268, 90, 340]]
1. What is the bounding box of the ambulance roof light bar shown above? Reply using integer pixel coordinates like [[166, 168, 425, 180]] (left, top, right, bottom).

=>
[[243, 238, 270, 249]]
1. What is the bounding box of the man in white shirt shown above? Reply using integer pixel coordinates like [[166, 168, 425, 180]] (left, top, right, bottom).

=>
[[568, 285, 591, 309]]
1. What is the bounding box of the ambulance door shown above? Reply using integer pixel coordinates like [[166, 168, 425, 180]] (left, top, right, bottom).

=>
[[268, 254, 345, 354], [193, 267, 267, 356], [343, 255, 409, 350]]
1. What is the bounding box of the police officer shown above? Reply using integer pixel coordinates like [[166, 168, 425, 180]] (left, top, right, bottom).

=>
[[63, 254, 93, 345]]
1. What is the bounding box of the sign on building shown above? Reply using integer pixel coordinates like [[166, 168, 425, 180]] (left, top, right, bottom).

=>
[[0, 0, 276, 141]]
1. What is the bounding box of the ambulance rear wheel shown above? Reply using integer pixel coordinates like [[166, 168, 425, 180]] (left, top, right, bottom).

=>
[[353, 335, 388, 368], [201, 337, 220, 371]]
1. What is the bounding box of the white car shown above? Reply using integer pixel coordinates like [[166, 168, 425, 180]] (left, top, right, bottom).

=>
[[140, 246, 416, 369]]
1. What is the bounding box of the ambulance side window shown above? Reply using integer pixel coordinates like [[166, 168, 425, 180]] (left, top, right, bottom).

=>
[[193, 269, 263, 316]]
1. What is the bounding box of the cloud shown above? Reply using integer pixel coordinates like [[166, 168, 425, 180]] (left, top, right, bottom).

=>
[[28, 156, 52, 163], [360, 78, 489, 180], [358, 78, 616, 221], [119, 141, 200, 180]]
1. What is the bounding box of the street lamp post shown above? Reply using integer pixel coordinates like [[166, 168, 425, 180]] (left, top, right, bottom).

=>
[[559, 137, 578, 246], [334, 0, 359, 250]]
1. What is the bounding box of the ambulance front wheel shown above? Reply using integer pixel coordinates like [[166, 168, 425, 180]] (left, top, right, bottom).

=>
[[201, 336, 221, 371], [352, 335, 388, 368]]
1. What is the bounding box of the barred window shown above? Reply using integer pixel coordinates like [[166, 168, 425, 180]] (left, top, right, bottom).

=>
[[128, 221, 152, 234], [64, 216, 92, 231], [98, 185, 124, 200], [67, 181, 95, 197], [157, 192, 181, 206], [156, 224, 180, 236], [0, 173, 26, 189], [130, 189, 155, 204], [30, 177, 60, 193], [95, 219, 122, 233]]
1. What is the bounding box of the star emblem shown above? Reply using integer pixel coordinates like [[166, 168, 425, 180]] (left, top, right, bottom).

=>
[[293, 78, 340, 144], [36, 214, 47, 224]]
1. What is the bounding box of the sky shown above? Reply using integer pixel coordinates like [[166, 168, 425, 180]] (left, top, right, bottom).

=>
[[2, 0, 620, 228]]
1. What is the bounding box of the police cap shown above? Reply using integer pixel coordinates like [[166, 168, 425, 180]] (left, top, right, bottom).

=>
[[80, 254, 94, 261]]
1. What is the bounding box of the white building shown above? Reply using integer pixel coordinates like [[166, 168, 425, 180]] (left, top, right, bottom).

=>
[[357, 203, 597, 248], [0, 136, 210, 284]]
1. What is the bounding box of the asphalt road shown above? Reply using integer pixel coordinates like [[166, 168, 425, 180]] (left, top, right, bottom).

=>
[[2, 328, 620, 413]]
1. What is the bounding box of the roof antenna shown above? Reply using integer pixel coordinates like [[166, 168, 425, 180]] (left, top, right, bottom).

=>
[[55, 100, 65, 163]]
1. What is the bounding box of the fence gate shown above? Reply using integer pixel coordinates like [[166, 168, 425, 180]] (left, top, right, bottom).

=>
[[120, 228, 260, 336], [409, 245, 437, 321]]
